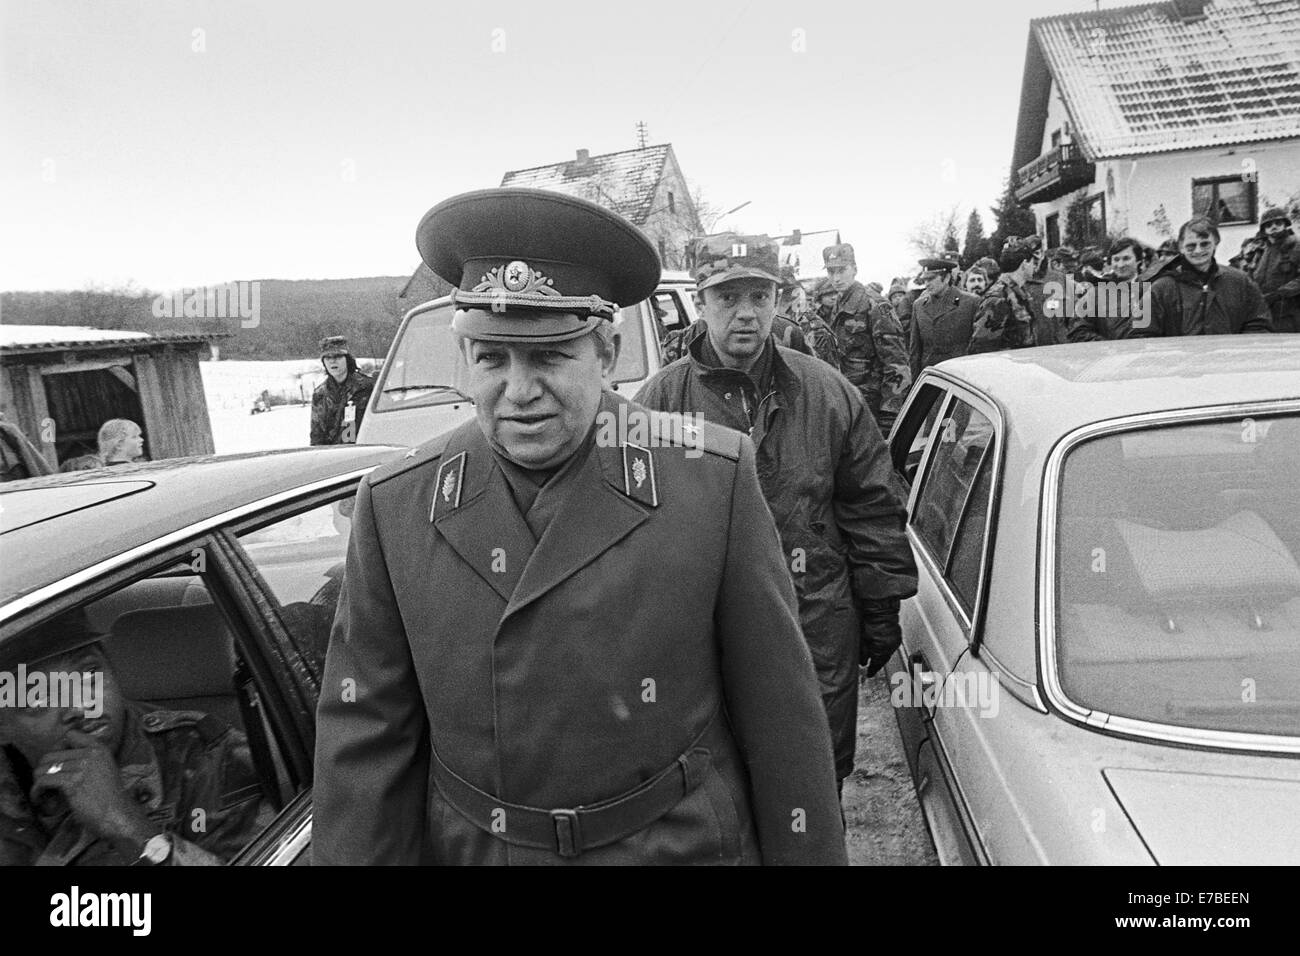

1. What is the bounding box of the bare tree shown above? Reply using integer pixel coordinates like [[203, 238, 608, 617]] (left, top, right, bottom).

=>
[[908, 205, 963, 258]]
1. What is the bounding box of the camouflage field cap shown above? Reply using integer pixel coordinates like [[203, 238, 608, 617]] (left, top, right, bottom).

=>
[[690, 233, 782, 291], [320, 335, 350, 358], [417, 188, 661, 342], [823, 243, 856, 268]]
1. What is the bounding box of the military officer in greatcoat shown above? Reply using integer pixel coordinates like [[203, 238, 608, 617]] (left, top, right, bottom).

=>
[[312, 188, 846, 866], [907, 256, 981, 380]]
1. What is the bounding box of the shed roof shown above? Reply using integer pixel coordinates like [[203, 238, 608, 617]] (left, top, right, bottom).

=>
[[0, 325, 227, 357]]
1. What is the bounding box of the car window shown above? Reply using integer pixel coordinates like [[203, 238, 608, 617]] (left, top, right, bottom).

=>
[[1054, 413, 1300, 739], [611, 303, 648, 385], [0, 566, 299, 866], [651, 291, 690, 334], [236, 496, 353, 671], [946, 449, 994, 615], [911, 398, 995, 582], [890, 381, 948, 490]]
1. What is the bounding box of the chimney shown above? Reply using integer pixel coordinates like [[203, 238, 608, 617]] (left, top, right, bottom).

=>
[[1170, 0, 1209, 22], [575, 148, 590, 165]]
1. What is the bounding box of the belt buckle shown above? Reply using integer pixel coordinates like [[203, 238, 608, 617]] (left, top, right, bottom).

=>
[[550, 808, 582, 859]]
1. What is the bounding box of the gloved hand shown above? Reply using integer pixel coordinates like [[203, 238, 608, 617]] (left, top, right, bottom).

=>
[[859, 597, 902, 677]]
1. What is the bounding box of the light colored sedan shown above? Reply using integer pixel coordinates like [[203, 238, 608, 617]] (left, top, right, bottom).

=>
[[885, 335, 1300, 865]]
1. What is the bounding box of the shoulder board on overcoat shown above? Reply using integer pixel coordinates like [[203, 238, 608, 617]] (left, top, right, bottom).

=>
[[366, 431, 451, 487]]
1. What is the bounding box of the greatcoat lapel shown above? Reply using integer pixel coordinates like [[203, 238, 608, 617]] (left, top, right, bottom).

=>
[[432, 425, 534, 604], [503, 396, 651, 622]]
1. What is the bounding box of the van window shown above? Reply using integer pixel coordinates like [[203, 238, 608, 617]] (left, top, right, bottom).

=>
[[611, 304, 648, 385], [372, 304, 467, 413]]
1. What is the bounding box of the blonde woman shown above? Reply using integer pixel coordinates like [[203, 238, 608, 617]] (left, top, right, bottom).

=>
[[97, 419, 146, 465]]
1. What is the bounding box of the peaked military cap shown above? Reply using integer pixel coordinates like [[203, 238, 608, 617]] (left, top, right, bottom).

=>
[[823, 243, 856, 268], [690, 233, 781, 290], [918, 256, 959, 273], [417, 188, 661, 343]]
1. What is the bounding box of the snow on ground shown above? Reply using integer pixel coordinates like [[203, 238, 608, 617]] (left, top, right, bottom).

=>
[[201, 359, 324, 455]]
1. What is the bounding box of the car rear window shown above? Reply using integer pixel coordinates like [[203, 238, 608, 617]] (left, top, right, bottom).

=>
[[1054, 413, 1300, 738]]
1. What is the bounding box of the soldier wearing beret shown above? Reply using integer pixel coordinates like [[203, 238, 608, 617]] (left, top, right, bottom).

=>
[[820, 243, 912, 434], [309, 336, 375, 445], [636, 233, 918, 796], [313, 189, 846, 865], [908, 256, 981, 380], [968, 238, 1043, 354]]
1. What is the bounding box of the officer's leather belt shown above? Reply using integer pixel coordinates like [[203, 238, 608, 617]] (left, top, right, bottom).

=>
[[430, 711, 723, 859]]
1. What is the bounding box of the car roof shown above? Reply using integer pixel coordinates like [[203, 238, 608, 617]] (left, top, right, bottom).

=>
[[929, 336, 1300, 441], [0, 445, 402, 610]]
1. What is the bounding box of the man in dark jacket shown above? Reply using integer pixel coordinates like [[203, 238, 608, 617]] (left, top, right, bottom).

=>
[[309, 336, 375, 445], [314, 190, 846, 865], [908, 256, 980, 379], [1253, 207, 1300, 334], [636, 232, 918, 796], [1129, 216, 1272, 337]]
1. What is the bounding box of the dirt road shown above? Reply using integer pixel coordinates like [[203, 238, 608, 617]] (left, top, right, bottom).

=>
[[842, 672, 939, 866]]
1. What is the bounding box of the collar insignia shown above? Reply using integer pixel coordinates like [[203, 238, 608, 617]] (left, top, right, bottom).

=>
[[431, 451, 467, 521], [622, 443, 658, 508]]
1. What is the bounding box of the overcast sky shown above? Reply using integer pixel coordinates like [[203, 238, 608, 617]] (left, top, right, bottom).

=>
[[2, 0, 1094, 293]]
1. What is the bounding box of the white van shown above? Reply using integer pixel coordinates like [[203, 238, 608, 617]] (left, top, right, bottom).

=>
[[357, 272, 696, 448]]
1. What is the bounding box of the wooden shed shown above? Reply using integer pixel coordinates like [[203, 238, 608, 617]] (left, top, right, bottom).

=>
[[0, 325, 228, 469]]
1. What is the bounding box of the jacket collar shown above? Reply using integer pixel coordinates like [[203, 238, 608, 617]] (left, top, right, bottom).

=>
[[688, 332, 801, 404]]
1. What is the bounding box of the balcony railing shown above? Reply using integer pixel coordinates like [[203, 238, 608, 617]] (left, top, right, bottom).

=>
[[1014, 143, 1096, 205]]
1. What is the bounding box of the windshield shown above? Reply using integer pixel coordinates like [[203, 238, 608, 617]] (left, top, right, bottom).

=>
[[373, 300, 649, 414], [1054, 413, 1300, 738]]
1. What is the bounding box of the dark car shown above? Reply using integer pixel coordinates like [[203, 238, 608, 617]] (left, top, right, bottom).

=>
[[0, 444, 402, 865]]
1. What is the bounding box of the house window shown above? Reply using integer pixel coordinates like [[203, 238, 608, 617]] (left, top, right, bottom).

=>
[[1192, 176, 1257, 226], [667, 191, 676, 214], [1046, 212, 1061, 249]]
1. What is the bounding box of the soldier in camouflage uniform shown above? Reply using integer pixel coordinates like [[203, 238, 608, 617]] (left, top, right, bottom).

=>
[[310, 336, 376, 445], [801, 282, 844, 370], [968, 238, 1042, 354], [0, 630, 263, 866], [821, 243, 911, 433]]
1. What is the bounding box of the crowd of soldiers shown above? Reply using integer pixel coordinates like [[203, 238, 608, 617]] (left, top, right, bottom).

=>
[[664, 204, 1299, 440]]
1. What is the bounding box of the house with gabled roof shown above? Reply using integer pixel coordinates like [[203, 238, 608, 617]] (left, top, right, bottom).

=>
[[1011, 0, 1300, 258], [501, 144, 702, 270]]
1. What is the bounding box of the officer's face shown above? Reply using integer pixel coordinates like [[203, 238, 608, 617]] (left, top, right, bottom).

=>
[[923, 271, 948, 296], [0, 645, 128, 766], [1110, 247, 1139, 279], [700, 279, 777, 370], [825, 264, 856, 293], [465, 332, 616, 470]]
